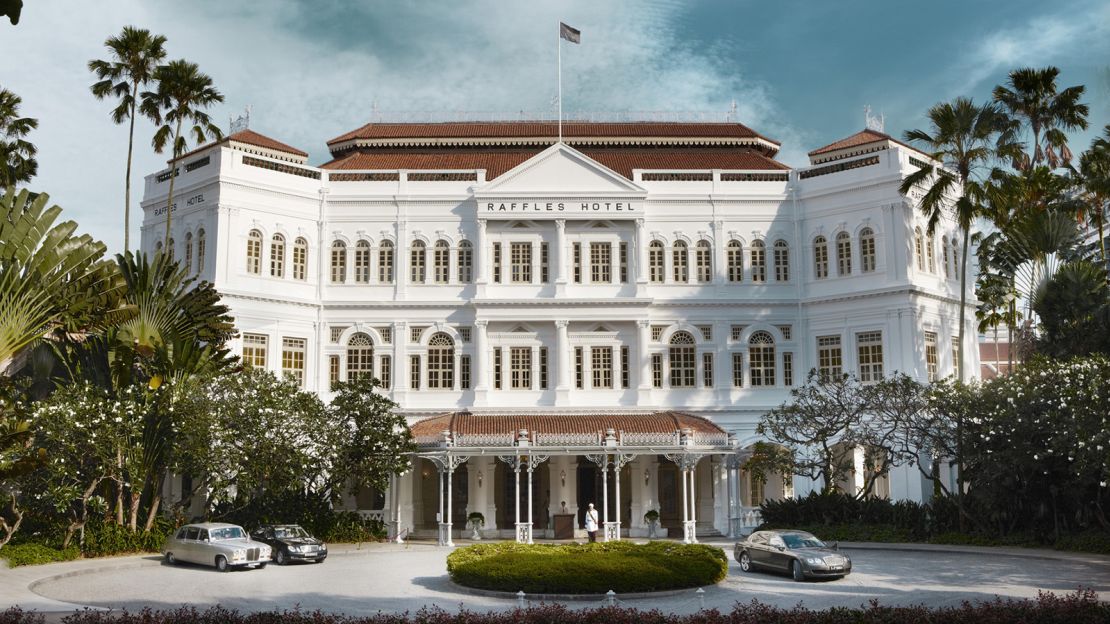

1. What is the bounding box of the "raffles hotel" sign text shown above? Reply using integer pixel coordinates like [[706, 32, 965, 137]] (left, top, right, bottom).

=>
[[485, 201, 637, 213]]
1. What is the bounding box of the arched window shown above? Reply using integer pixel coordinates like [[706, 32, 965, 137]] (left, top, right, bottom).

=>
[[695, 240, 712, 283], [926, 232, 936, 274], [346, 333, 374, 381], [270, 234, 285, 278], [749, 331, 776, 387], [433, 240, 450, 284], [354, 240, 371, 283], [860, 228, 876, 273], [836, 231, 851, 276], [951, 238, 960, 275], [914, 227, 925, 271], [155, 240, 163, 253], [813, 236, 829, 279], [246, 230, 262, 274], [457, 240, 473, 283], [774, 240, 789, 282], [292, 237, 307, 281], [410, 240, 426, 284], [648, 240, 665, 283], [726, 240, 743, 282], [427, 333, 455, 389], [378, 240, 395, 283], [330, 240, 347, 283], [669, 331, 696, 388], [196, 229, 206, 274], [941, 236, 950, 278], [672, 240, 689, 282], [166, 238, 175, 262], [751, 240, 766, 283], [183, 232, 193, 274]]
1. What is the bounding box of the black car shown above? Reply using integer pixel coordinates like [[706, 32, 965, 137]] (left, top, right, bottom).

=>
[[250, 524, 328, 565], [734, 530, 851, 581]]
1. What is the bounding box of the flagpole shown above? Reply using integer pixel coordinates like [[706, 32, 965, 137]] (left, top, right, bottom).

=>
[[557, 20, 563, 143]]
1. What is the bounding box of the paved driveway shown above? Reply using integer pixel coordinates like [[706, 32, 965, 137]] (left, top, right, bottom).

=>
[[10, 542, 1110, 616]]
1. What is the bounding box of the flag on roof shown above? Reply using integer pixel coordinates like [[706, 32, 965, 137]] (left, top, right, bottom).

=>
[[560, 22, 580, 44]]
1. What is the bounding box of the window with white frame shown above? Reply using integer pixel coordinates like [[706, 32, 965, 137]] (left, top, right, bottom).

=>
[[668, 331, 696, 388], [281, 337, 306, 387], [196, 229, 207, 274], [410, 354, 420, 390], [814, 236, 829, 279], [751, 240, 766, 283], [572, 242, 582, 283], [329, 355, 339, 387], [493, 348, 503, 390], [749, 473, 765, 505], [925, 331, 938, 381], [459, 354, 469, 390], [346, 333, 374, 381], [510, 242, 532, 283], [619, 242, 628, 283], [749, 331, 776, 386], [860, 228, 876, 273], [914, 227, 925, 271], [672, 240, 689, 282], [542, 242, 550, 283], [649, 241, 665, 283], [378, 240, 394, 283], [590, 242, 611, 283], [817, 335, 842, 379], [539, 347, 548, 389], [410, 240, 426, 283], [926, 232, 936, 274], [774, 240, 789, 281], [727, 240, 743, 282], [941, 236, 951, 278], [695, 240, 712, 283], [330, 240, 346, 283], [591, 346, 613, 389], [492, 242, 502, 283], [952, 238, 960, 274], [433, 240, 450, 284], [247, 230, 262, 275], [242, 334, 267, 368], [951, 336, 961, 377], [292, 236, 307, 280], [458, 240, 473, 283], [702, 352, 713, 387], [271, 234, 285, 278], [510, 347, 532, 389], [836, 231, 851, 276], [651, 353, 663, 388], [379, 354, 392, 388], [427, 332, 455, 389], [732, 352, 743, 387], [783, 351, 794, 386], [574, 347, 583, 389], [620, 346, 630, 388], [184, 232, 193, 274], [354, 240, 371, 283], [857, 331, 884, 382]]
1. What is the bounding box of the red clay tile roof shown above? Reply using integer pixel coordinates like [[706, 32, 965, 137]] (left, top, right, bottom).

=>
[[808, 128, 925, 157], [320, 147, 788, 179], [173, 129, 308, 163], [328, 121, 778, 147], [410, 411, 725, 438]]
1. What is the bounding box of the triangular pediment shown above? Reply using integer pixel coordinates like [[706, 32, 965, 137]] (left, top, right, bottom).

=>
[[476, 143, 646, 196]]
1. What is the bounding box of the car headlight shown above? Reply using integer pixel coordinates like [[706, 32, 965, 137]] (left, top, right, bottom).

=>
[[233, 549, 246, 560], [320, 544, 327, 551], [291, 545, 303, 553], [804, 556, 824, 565]]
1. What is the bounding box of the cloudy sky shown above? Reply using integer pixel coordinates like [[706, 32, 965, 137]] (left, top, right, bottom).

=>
[[2, 0, 1109, 254]]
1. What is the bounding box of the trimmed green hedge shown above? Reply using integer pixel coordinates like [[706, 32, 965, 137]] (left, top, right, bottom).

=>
[[0, 543, 80, 568], [446, 541, 727, 594]]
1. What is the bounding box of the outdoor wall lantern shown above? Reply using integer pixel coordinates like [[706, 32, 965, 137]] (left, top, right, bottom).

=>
[[644, 469, 651, 486], [477, 470, 484, 488], [560, 470, 566, 486]]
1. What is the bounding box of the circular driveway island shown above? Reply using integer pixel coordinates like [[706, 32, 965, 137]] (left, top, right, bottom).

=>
[[23, 542, 1110, 616]]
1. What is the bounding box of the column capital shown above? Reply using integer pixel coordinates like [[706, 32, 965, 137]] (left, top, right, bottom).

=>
[[395, 320, 408, 328], [635, 217, 645, 228], [555, 319, 569, 329], [637, 319, 651, 329], [475, 319, 489, 328], [555, 218, 566, 230]]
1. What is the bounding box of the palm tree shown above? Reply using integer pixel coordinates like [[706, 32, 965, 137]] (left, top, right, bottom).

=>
[[88, 26, 167, 253], [0, 87, 38, 187], [1072, 125, 1110, 264], [993, 67, 1089, 169], [140, 60, 223, 243]]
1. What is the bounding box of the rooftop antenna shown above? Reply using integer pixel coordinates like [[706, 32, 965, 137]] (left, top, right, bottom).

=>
[[727, 99, 737, 122], [229, 105, 251, 134], [371, 99, 380, 123], [864, 105, 885, 132]]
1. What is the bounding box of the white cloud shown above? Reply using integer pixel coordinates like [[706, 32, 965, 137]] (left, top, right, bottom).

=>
[[0, 1, 799, 254]]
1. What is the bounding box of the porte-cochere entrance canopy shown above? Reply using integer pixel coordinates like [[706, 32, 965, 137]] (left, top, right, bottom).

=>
[[404, 410, 745, 545]]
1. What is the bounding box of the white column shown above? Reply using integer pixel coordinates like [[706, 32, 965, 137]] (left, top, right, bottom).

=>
[[555, 320, 570, 401], [531, 345, 540, 391], [446, 466, 455, 546], [395, 221, 408, 299], [680, 466, 689, 525], [614, 461, 622, 539], [393, 320, 409, 404], [554, 219, 567, 294], [475, 219, 488, 284], [635, 218, 647, 286], [713, 219, 726, 284], [601, 456, 610, 542], [474, 320, 489, 402], [526, 462, 535, 544], [637, 320, 652, 400], [514, 463, 522, 542]]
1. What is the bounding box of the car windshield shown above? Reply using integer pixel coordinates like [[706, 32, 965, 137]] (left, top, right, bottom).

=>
[[274, 526, 310, 539], [782, 533, 825, 548], [209, 527, 245, 541]]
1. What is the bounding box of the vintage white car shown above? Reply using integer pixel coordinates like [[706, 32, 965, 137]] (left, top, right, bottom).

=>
[[163, 522, 271, 572]]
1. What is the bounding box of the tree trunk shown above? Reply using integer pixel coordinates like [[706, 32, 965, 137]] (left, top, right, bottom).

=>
[[0, 495, 24, 550], [128, 490, 142, 532], [163, 118, 183, 243], [955, 226, 971, 532], [115, 450, 124, 524], [143, 469, 167, 532], [124, 82, 138, 253]]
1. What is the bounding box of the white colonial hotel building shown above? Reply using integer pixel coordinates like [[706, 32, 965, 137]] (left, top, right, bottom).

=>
[[141, 120, 973, 544]]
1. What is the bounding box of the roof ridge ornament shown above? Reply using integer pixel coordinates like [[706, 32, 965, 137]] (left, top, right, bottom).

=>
[[230, 105, 251, 134], [864, 105, 885, 133]]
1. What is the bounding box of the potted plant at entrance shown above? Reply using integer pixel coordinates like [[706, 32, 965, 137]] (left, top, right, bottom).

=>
[[644, 509, 660, 539], [467, 512, 485, 540]]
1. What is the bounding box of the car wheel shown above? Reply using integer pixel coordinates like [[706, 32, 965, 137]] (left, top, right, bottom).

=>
[[739, 551, 752, 572], [275, 550, 287, 565], [165, 552, 176, 565], [790, 560, 805, 582], [215, 556, 229, 572]]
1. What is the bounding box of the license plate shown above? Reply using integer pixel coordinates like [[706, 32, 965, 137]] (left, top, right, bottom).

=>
[[830, 565, 842, 570]]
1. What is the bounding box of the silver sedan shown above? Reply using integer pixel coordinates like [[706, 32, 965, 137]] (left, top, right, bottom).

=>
[[162, 522, 271, 572]]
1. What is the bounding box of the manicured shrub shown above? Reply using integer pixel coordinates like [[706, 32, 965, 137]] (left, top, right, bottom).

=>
[[446, 541, 727, 594], [0, 543, 79, 567], [79, 518, 173, 557]]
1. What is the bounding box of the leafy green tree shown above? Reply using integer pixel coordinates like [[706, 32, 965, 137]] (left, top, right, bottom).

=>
[[324, 376, 413, 497], [0, 87, 37, 187], [1073, 126, 1110, 262], [88, 26, 168, 253], [0, 379, 43, 551], [994, 66, 1089, 169], [140, 60, 224, 241], [0, 0, 21, 26], [1032, 260, 1110, 358]]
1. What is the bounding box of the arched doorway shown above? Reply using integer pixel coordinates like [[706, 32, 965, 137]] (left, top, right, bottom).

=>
[[413, 458, 469, 530]]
